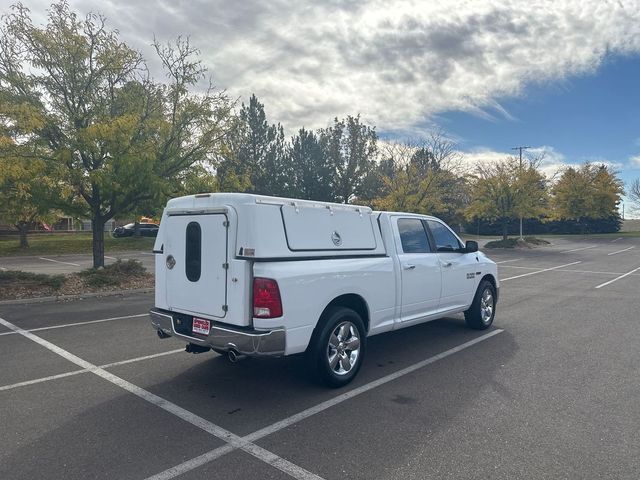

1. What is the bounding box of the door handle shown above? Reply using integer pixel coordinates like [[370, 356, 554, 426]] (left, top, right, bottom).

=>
[[442, 262, 453, 268], [403, 264, 416, 270]]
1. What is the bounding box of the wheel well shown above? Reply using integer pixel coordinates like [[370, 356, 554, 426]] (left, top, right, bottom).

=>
[[481, 274, 496, 289], [322, 294, 370, 333]]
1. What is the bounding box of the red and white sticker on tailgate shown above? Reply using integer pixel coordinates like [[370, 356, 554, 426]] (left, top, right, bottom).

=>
[[192, 317, 211, 335]]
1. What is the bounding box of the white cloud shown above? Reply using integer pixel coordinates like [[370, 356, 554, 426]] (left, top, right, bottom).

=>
[[630, 155, 640, 168], [461, 145, 568, 178], [460, 145, 625, 179], [18, 0, 640, 134]]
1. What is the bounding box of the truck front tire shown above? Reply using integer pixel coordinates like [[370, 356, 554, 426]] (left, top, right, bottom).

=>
[[464, 280, 496, 330], [308, 306, 366, 388]]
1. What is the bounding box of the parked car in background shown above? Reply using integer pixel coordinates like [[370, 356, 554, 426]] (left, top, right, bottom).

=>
[[112, 222, 159, 238]]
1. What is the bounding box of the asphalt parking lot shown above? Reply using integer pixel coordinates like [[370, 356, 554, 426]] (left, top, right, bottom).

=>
[[0, 251, 156, 275], [1, 236, 639, 480]]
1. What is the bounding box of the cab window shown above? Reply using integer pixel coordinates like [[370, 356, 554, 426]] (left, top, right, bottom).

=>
[[426, 220, 462, 252], [397, 218, 431, 253]]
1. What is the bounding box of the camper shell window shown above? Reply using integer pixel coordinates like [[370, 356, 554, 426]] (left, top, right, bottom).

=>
[[185, 222, 202, 282]]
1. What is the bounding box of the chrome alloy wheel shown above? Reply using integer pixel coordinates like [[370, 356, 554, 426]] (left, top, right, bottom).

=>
[[480, 288, 494, 324], [327, 321, 361, 376]]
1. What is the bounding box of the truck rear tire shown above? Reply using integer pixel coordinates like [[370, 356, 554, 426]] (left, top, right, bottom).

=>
[[308, 306, 366, 388], [464, 280, 496, 330]]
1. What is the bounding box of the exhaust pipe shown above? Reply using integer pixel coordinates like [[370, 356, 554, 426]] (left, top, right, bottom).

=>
[[228, 349, 247, 363], [185, 343, 211, 354], [157, 329, 170, 339]]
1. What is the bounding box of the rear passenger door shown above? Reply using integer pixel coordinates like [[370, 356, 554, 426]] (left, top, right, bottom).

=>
[[425, 219, 478, 310], [394, 217, 442, 324]]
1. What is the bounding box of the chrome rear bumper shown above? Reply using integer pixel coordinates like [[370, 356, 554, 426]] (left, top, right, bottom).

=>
[[149, 309, 286, 357]]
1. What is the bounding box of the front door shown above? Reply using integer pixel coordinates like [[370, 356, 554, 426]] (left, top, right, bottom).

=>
[[425, 219, 478, 310]]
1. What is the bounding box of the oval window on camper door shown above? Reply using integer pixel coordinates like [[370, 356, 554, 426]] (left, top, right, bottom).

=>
[[185, 222, 202, 282]]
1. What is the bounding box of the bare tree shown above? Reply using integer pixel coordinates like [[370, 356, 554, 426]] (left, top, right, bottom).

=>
[[630, 178, 640, 213]]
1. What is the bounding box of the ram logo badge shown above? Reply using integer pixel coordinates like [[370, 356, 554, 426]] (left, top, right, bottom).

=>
[[331, 231, 342, 246]]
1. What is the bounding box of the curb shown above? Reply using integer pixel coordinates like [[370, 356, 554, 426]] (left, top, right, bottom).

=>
[[0, 287, 154, 306]]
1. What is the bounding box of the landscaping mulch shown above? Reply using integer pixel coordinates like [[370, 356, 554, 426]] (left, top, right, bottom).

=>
[[0, 260, 154, 301]]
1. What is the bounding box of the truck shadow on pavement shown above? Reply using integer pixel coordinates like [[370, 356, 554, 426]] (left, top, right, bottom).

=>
[[2, 319, 518, 480]]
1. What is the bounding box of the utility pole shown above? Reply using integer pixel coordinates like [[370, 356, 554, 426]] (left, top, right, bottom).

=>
[[512, 146, 531, 240]]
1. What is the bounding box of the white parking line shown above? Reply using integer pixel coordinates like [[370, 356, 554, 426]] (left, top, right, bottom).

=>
[[145, 329, 504, 480], [39, 257, 81, 266], [607, 246, 635, 256], [594, 266, 640, 289], [560, 246, 597, 253], [501, 262, 581, 281], [495, 258, 523, 264], [0, 313, 148, 337], [611, 237, 623, 242], [500, 265, 640, 277], [0, 267, 6, 271], [105, 256, 117, 260], [0, 368, 87, 392], [0, 349, 183, 392], [0, 316, 325, 480]]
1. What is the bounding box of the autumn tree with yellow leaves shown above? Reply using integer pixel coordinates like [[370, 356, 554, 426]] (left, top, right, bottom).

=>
[[466, 156, 548, 241], [0, 1, 232, 266]]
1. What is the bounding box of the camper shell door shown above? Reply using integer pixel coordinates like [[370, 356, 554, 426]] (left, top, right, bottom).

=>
[[163, 209, 228, 319]]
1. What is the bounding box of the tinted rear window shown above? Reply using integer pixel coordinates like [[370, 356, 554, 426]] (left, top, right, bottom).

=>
[[398, 218, 431, 253], [185, 222, 202, 282]]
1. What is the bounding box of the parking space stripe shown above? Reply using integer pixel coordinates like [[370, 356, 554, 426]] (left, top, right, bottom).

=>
[[607, 246, 635, 256], [38, 257, 81, 266], [145, 445, 237, 480], [501, 261, 581, 281], [495, 258, 523, 264], [144, 329, 504, 480], [594, 266, 640, 289], [0, 313, 148, 337], [0, 316, 325, 480], [500, 265, 640, 277], [0, 368, 88, 392], [100, 349, 184, 369], [611, 237, 623, 242], [560, 246, 597, 253], [0, 349, 184, 392]]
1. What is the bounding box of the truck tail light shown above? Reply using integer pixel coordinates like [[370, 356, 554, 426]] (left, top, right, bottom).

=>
[[253, 277, 283, 318]]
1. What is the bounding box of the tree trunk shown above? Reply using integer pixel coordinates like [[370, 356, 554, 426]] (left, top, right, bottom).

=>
[[134, 220, 141, 237], [92, 215, 105, 268], [502, 220, 508, 242], [17, 222, 30, 249]]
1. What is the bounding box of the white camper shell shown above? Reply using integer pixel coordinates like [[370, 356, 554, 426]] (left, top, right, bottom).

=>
[[150, 193, 499, 387]]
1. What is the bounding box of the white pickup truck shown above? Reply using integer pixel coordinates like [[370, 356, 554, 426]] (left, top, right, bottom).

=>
[[149, 193, 498, 387]]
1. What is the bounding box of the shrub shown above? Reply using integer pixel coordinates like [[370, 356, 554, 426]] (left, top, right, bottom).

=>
[[0, 270, 66, 289], [79, 259, 146, 287]]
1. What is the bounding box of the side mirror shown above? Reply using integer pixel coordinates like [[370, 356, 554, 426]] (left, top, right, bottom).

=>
[[465, 240, 478, 253]]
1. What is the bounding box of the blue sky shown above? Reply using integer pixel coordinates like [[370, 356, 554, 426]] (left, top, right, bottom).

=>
[[23, 0, 640, 215], [434, 54, 640, 189]]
